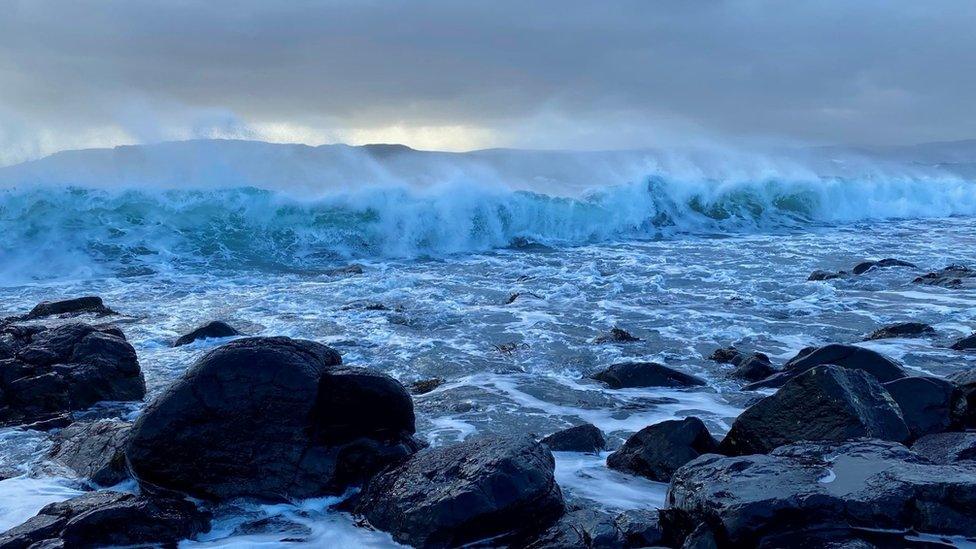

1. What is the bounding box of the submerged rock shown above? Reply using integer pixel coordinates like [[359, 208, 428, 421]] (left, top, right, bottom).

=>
[[864, 322, 935, 341], [357, 434, 564, 548], [744, 343, 907, 390], [913, 264, 975, 288], [172, 320, 242, 347], [23, 296, 117, 320], [0, 323, 145, 428], [667, 439, 976, 546], [709, 347, 776, 382], [807, 269, 847, 281], [593, 327, 641, 344], [409, 377, 445, 395], [126, 336, 419, 501], [506, 291, 543, 305], [721, 365, 909, 455], [951, 332, 976, 351], [607, 417, 719, 482], [911, 432, 976, 464], [49, 420, 131, 486], [882, 376, 958, 440], [851, 258, 917, 275], [0, 491, 210, 548], [591, 362, 706, 389], [540, 423, 606, 453]]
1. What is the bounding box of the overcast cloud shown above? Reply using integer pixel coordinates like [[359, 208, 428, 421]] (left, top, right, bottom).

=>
[[1, 0, 975, 164]]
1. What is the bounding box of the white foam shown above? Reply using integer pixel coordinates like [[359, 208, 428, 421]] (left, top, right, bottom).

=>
[[0, 476, 85, 532]]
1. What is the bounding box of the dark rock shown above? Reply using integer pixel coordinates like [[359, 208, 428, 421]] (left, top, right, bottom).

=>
[[721, 365, 909, 455], [911, 432, 976, 464], [357, 434, 564, 548], [947, 367, 976, 427], [524, 508, 625, 548], [591, 362, 706, 389], [0, 323, 145, 428], [807, 270, 847, 281], [409, 377, 444, 395], [126, 336, 418, 501], [708, 347, 741, 363], [540, 423, 606, 453], [173, 321, 242, 347], [744, 343, 907, 390], [951, 332, 976, 351], [326, 264, 364, 276], [730, 355, 776, 383], [607, 417, 719, 482], [49, 420, 131, 485], [593, 327, 641, 344], [0, 491, 210, 549], [851, 258, 917, 275], [613, 509, 667, 547], [682, 522, 719, 549], [864, 322, 936, 341], [506, 292, 543, 305], [913, 264, 975, 288], [668, 439, 976, 547], [883, 376, 957, 440], [23, 297, 116, 320]]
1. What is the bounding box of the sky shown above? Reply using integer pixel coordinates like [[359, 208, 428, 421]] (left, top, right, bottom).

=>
[[1, 0, 975, 165]]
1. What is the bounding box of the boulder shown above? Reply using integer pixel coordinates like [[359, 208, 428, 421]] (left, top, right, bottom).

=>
[[951, 332, 976, 351], [357, 434, 564, 548], [23, 297, 116, 320], [409, 377, 445, 395], [911, 432, 976, 464], [607, 417, 719, 482], [807, 269, 847, 281], [947, 367, 976, 427], [667, 439, 976, 547], [613, 509, 668, 547], [708, 347, 775, 382], [49, 420, 131, 486], [593, 327, 641, 344], [540, 423, 606, 453], [172, 321, 241, 347], [720, 365, 909, 455], [0, 491, 210, 548], [524, 508, 625, 548], [126, 336, 418, 501], [882, 376, 958, 440], [591, 362, 706, 389], [0, 323, 145, 428], [864, 322, 935, 341], [744, 343, 907, 390], [913, 264, 975, 288], [851, 258, 917, 275]]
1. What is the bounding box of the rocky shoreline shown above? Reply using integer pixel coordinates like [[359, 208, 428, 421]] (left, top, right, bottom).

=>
[[2, 262, 976, 548]]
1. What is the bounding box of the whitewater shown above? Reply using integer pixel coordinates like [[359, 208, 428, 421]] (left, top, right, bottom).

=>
[[1, 140, 976, 547]]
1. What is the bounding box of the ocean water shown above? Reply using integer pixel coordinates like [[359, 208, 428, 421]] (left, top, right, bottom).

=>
[[1, 146, 976, 546]]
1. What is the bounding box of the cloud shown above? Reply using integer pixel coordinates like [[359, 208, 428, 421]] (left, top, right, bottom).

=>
[[1, 0, 975, 163]]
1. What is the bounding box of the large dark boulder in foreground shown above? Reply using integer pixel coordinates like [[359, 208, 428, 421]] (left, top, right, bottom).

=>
[[947, 367, 976, 427], [173, 320, 242, 347], [23, 296, 117, 320], [0, 323, 145, 428], [540, 423, 606, 453], [912, 432, 976, 464], [357, 434, 564, 548], [667, 439, 976, 547], [864, 322, 935, 341], [0, 491, 210, 548], [126, 336, 418, 501], [591, 362, 706, 389], [744, 343, 907, 390], [607, 417, 719, 482], [721, 365, 909, 455], [882, 376, 958, 440], [913, 264, 975, 288], [952, 332, 976, 351], [49, 420, 131, 486], [851, 258, 917, 275]]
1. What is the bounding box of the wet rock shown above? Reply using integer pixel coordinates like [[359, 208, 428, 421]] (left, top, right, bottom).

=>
[[720, 365, 909, 455], [357, 434, 564, 548], [524, 508, 625, 548], [807, 269, 848, 281], [49, 420, 131, 486], [851, 258, 917, 275], [540, 423, 606, 453], [911, 432, 976, 464], [23, 296, 117, 320], [744, 343, 907, 390], [0, 323, 145, 428], [947, 367, 976, 427], [708, 347, 776, 382], [913, 264, 975, 288], [506, 291, 543, 304], [882, 376, 958, 440], [951, 332, 976, 351], [0, 491, 210, 549], [864, 322, 936, 341], [607, 417, 719, 482], [326, 263, 364, 276], [669, 439, 976, 546], [593, 327, 641, 344], [173, 320, 242, 347], [126, 336, 419, 501], [613, 509, 667, 547], [409, 377, 445, 395], [591, 362, 706, 389], [708, 347, 741, 363]]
